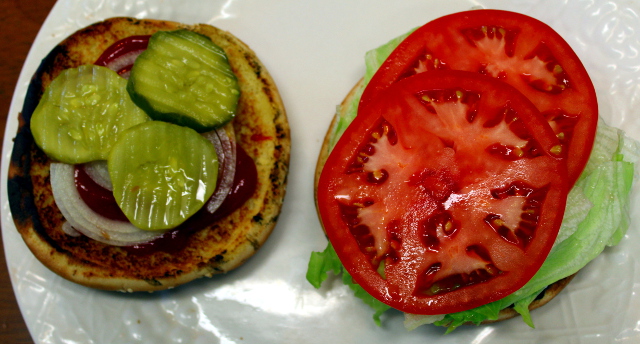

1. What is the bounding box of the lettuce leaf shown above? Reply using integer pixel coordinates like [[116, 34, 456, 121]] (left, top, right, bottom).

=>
[[307, 28, 640, 331], [327, 30, 414, 150], [306, 243, 391, 326]]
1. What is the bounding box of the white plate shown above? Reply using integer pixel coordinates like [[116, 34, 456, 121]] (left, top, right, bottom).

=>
[[2, 0, 640, 343]]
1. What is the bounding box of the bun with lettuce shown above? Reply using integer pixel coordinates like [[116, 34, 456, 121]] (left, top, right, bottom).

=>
[[307, 9, 639, 332]]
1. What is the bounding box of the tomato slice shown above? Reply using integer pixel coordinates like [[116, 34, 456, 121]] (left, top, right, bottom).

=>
[[318, 70, 568, 315], [360, 9, 597, 185]]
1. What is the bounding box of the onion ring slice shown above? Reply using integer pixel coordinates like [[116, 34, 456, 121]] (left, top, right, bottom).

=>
[[203, 124, 237, 215], [52, 124, 237, 246], [50, 162, 164, 246]]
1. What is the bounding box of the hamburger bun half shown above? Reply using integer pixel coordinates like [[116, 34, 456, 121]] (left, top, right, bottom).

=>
[[313, 78, 575, 324], [7, 17, 290, 292]]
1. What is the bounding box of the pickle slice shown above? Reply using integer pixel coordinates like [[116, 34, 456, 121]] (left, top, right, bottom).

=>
[[108, 121, 218, 231], [127, 30, 240, 132], [30, 65, 150, 164]]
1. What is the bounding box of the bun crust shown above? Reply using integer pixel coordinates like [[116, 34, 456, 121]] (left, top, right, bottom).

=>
[[483, 273, 575, 324], [8, 17, 290, 292], [314, 78, 574, 324]]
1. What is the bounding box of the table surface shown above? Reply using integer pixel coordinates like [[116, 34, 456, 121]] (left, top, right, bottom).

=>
[[0, 0, 57, 343]]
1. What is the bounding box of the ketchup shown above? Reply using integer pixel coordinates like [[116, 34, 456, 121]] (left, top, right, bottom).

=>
[[74, 144, 258, 255], [75, 166, 129, 221], [94, 35, 150, 75]]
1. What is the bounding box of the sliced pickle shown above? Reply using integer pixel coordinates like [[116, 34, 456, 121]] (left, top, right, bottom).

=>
[[30, 65, 150, 164], [108, 121, 218, 231], [127, 29, 240, 132]]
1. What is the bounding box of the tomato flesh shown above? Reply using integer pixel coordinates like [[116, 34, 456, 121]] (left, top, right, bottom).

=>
[[318, 71, 568, 314], [360, 10, 597, 185]]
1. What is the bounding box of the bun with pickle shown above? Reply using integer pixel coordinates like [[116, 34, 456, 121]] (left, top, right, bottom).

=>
[[8, 17, 290, 292]]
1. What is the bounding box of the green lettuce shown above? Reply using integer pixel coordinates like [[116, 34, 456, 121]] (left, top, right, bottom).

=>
[[306, 243, 391, 326], [307, 30, 640, 331], [326, 30, 414, 150]]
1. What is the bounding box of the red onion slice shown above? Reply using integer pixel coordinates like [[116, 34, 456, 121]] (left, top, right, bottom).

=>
[[104, 49, 144, 79], [202, 125, 237, 214], [95, 35, 149, 79]]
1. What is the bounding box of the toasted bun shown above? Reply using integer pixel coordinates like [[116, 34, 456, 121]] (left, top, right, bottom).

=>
[[314, 78, 574, 323], [482, 273, 575, 324], [8, 17, 290, 292]]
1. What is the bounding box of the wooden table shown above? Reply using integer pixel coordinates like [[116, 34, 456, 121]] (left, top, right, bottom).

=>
[[0, 0, 57, 343]]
